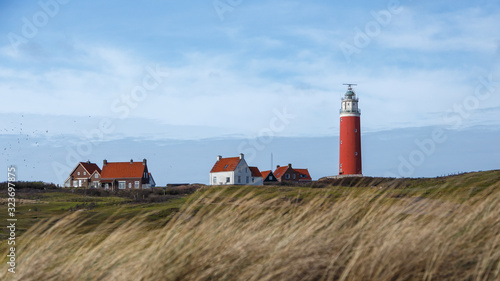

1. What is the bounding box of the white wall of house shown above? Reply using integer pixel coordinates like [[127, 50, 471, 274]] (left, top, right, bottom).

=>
[[250, 176, 263, 185], [234, 159, 252, 185], [210, 171, 234, 185]]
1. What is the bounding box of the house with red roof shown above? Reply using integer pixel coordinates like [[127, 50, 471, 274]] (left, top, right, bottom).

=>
[[261, 170, 278, 184], [209, 154, 263, 186], [274, 164, 312, 184], [100, 159, 151, 190], [64, 161, 101, 188], [249, 166, 263, 185]]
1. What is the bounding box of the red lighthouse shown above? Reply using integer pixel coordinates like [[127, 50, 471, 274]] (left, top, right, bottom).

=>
[[339, 84, 362, 175]]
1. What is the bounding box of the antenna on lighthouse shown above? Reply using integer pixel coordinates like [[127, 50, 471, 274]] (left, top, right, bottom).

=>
[[343, 83, 357, 90]]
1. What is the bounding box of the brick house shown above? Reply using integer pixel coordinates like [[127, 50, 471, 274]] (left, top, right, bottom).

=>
[[100, 159, 151, 190], [274, 164, 312, 184], [64, 161, 101, 188]]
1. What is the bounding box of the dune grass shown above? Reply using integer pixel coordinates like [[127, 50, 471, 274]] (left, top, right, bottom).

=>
[[1, 175, 499, 281]]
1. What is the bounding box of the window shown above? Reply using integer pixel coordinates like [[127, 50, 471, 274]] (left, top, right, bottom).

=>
[[341, 118, 343, 122], [300, 174, 306, 178], [128, 183, 132, 189], [226, 177, 230, 183], [238, 176, 241, 183], [135, 181, 140, 189], [340, 140, 342, 144], [118, 181, 126, 189], [246, 176, 249, 183], [77, 172, 80, 175], [355, 129, 358, 133], [293, 174, 296, 179], [105, 183, 109, 190], [224, 164, 228, 169], [73, 180, 77, 187], [340, 163, 343, 168], [213, 177, 217, 184], [83, 171, 86, 175], [95, 173, 98, 178], [285, 174, 290, 179], [268, 176, 272, 180], [355, 152, 358, 156], [252, 178, 254, 183]]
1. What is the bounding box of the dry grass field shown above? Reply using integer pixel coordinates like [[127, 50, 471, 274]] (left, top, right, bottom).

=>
[[1, 171, 499, 280]]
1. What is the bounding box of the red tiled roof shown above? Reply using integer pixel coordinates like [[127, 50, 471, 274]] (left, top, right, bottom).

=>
[[274, 166, 289, 178], [295, 169, 312, 181], [101, 162, 146, 179], [249, 166, 262, 177], [80, 162, 101, 175], [210, 157, 241, 173], [261, 170, 272, 179]]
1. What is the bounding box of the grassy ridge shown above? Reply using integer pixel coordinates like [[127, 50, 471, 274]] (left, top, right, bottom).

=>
[[0, 171, 499, 280]]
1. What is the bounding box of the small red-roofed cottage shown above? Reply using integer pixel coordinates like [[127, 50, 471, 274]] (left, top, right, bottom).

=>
[[100, 159, 151, 190], [261, 170, 278, 184], [249, 166, 263, 185], [209, 154, 262, 185], [274, 164, 312, 184], [64, 161, 102, 188], [295, 168, 312, 183]]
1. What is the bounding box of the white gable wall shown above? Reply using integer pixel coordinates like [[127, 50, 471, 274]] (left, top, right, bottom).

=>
[[234, 159, 252, 185]]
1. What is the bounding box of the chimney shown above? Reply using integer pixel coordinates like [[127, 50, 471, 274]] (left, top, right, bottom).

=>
[[217, 155, 222, 161], [239, 153, 244, 159], [276, 165, 280, 169], [143, 159, 147, 165], [288, 163, 292, 168], [87, 160, 91, 164], [130, 159, 133, 164], [103, 159, 107, 166]]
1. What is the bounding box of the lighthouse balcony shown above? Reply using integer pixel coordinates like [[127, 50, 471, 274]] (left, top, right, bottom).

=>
[[342, 97, 359, 102], [340, 108, 361, 114]]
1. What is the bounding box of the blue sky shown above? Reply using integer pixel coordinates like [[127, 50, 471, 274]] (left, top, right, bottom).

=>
[[1, 0, 499, 184]]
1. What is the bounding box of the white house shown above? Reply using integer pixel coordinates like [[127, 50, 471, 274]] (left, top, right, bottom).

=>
[[249, 166, 264, 185], [209, 154, 262, 186]]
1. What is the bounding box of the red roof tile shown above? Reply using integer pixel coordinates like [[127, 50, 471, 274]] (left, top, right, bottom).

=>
[[261, 170, 272, 179], [101, 161, 146, 179], [274, 166, 290, 178], [249, 166, 262, 177], [295, 169, 312, 181], [80, 162, 101, 175], [210, 157, 241, 173]]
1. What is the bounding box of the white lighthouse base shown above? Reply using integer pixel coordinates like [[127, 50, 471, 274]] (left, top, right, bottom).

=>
[[320, 174, 363, 180]]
